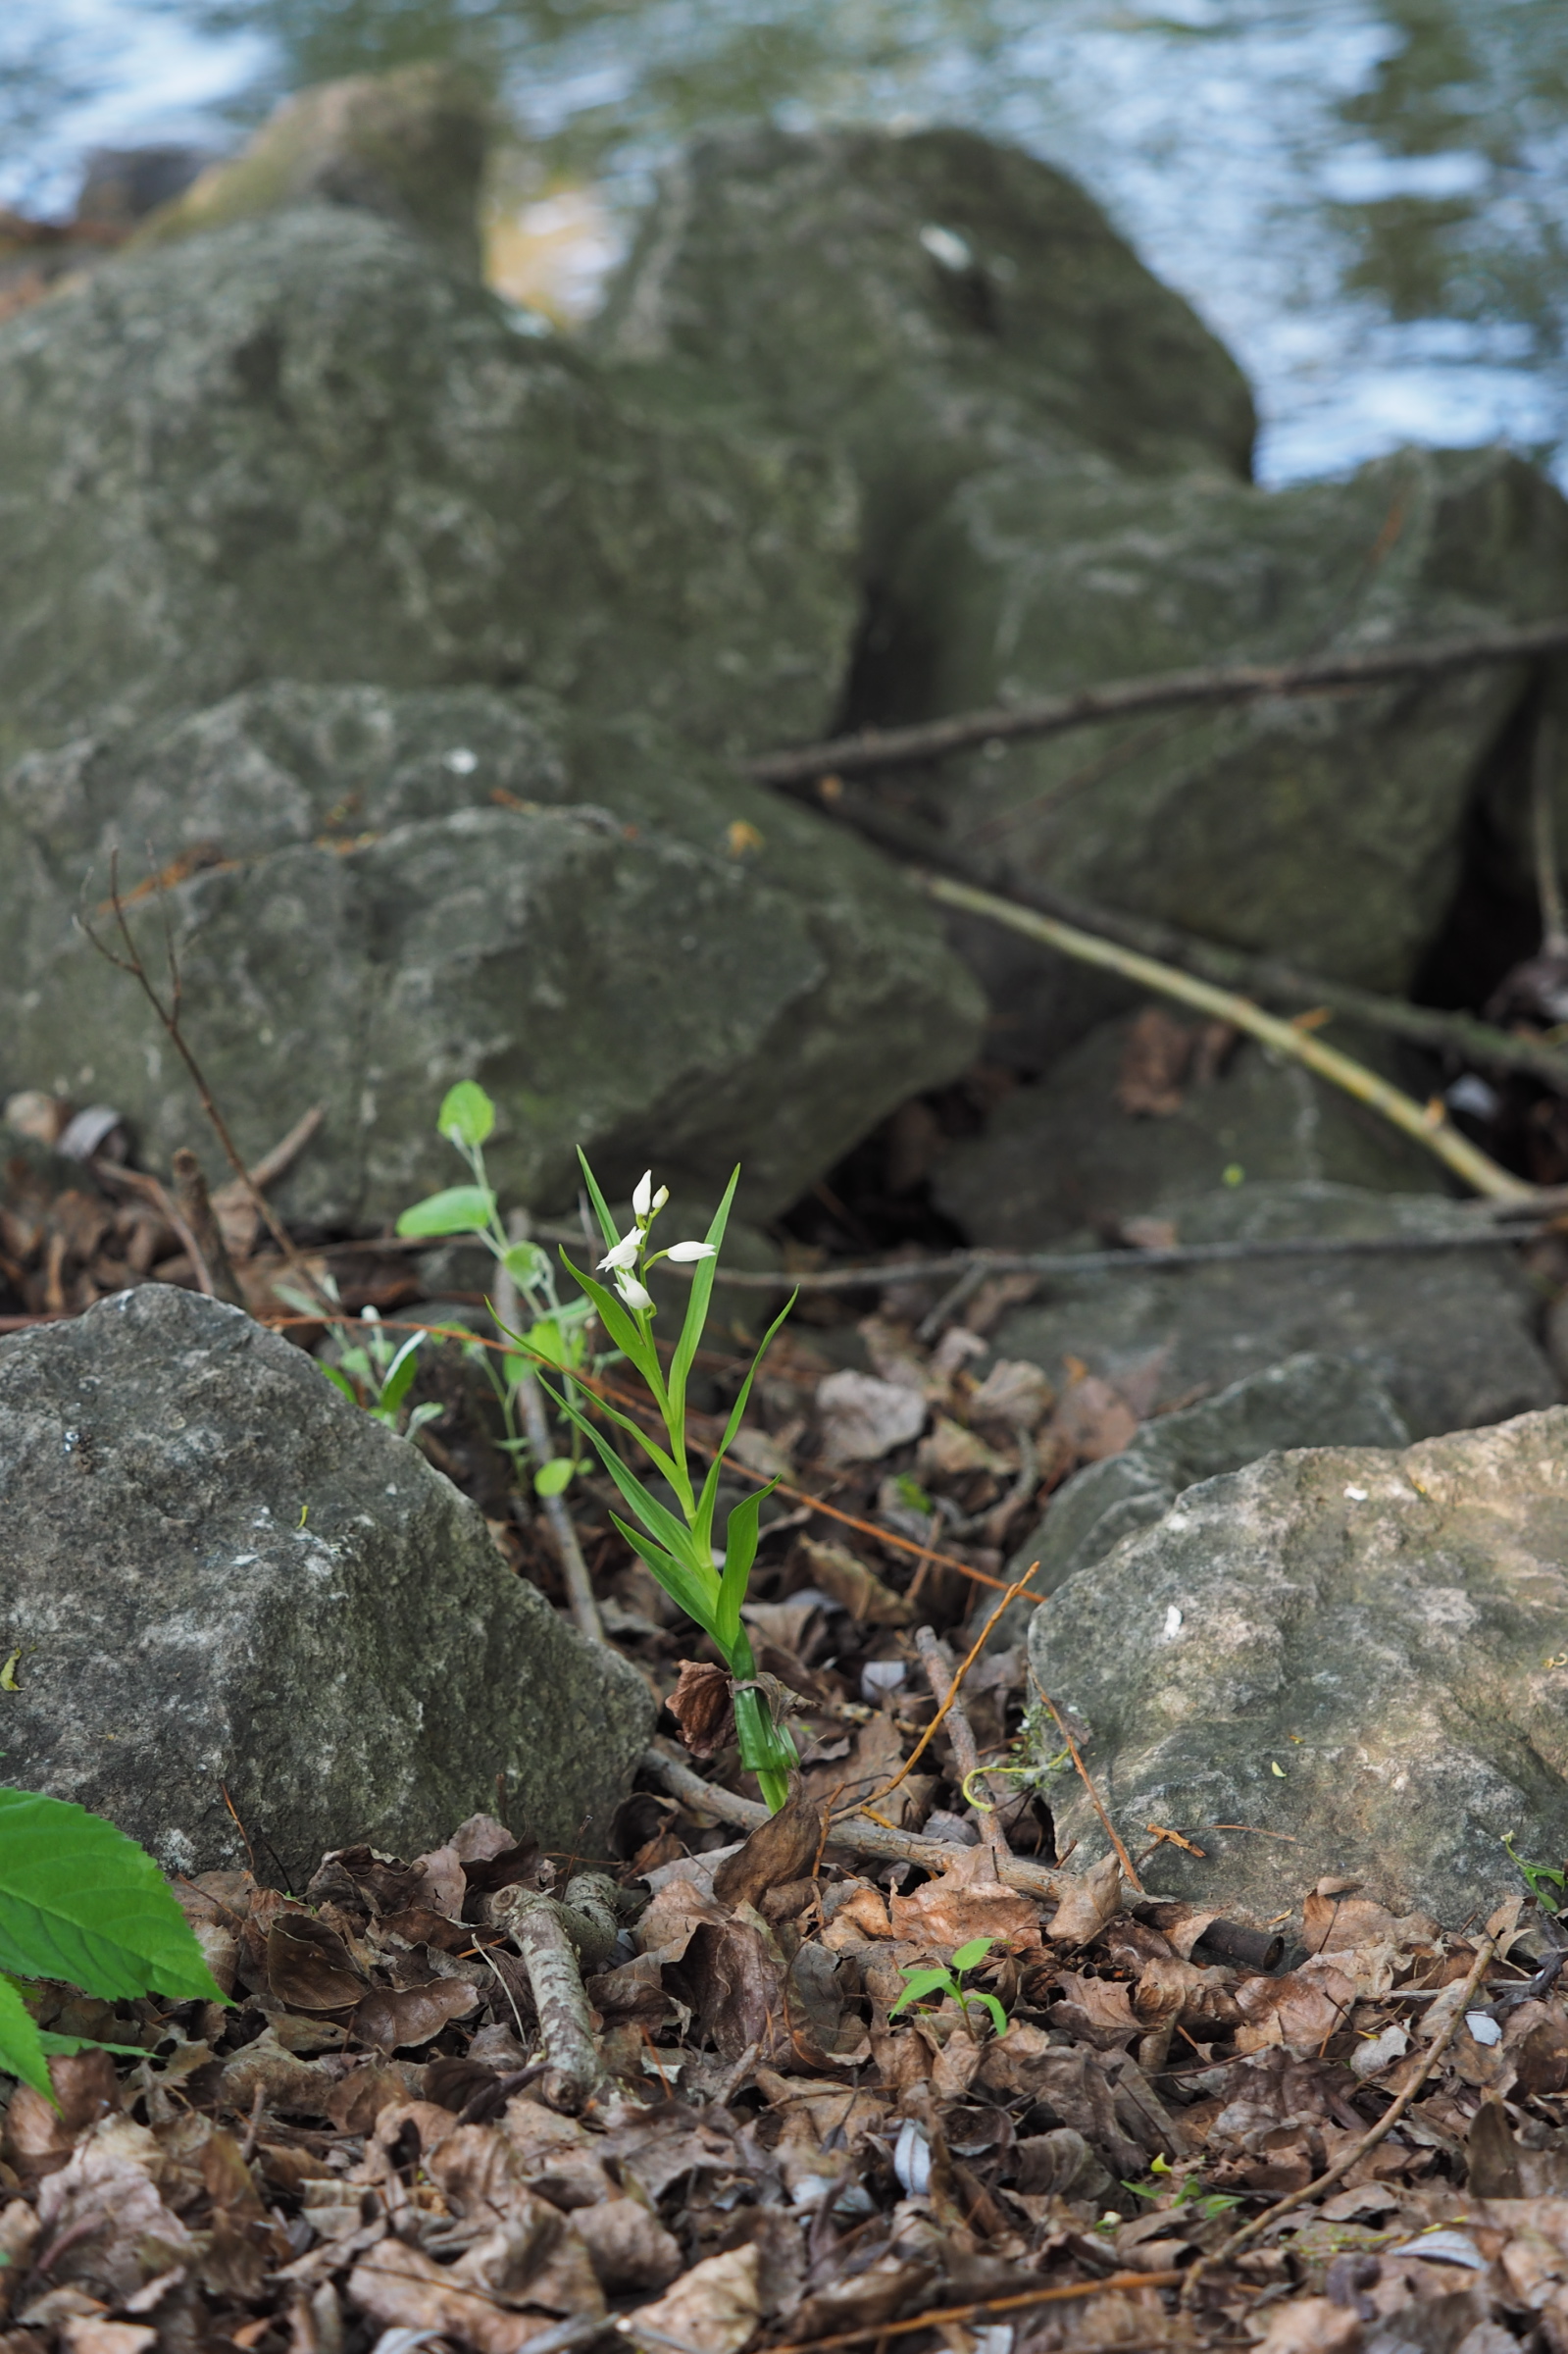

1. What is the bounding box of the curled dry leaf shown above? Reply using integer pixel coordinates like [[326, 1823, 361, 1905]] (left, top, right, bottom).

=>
[[353, 1977, 481, 2053], [1049, 1371, 1138, 1462], [346, 2239, 545, 2354], [889, 1842, 1042, 1952], [796, 1538, 912, 1626], [624, 2242, 763, 2354], [266, 1911, 367, 2011], [669, 1659, 735, 1760], [573, 2198, 684, 2294], [711, 1781, 825, 1913], [1044, 1852, 1125, 1949], [967, 1357, 1055, 1431], [1234, 1959, 1355, 2054]]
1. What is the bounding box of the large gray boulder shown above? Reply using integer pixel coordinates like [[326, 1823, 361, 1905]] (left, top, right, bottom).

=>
[[0, 1285, 653, 1881], [1012, 1353, 1410, 1604], [591, 124, 1257, 559], [987, 1182, 1555, 1442], [0, 684, 985, 1225], [0, 205, 855, 767], [1030, 1405, 1568, 1924], [934, 1009, 1445, 1246], [885, 444, 1568, 1059]]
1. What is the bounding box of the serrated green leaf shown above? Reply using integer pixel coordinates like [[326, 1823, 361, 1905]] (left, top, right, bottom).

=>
[[395, 1186, 495, 1239], [0, 1791, 225, 2003], [0, 1974, 54, 2100], [534, 1457, 574, 1498], [438, 1082, 495, 1149]]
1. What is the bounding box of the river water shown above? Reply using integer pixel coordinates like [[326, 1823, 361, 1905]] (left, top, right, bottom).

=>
[[2, 0, 1564, 488]]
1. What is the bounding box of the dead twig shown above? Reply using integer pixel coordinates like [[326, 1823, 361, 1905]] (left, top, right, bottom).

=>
[[843, 1564, 1040, 1819], [1033, 1681, 1143, 1895], [493, 1215, 605, 1647], [483, 1873, 620, 2114], [1534, 708, 1567, 956], [757, 2266, 1186, 2353], [923, 870, 1535, 1202], [1185, 1933, 1497, 2300], [171, 1148, 246, 1309], [77, 856, 336, 1309], [746, 613, 1568, 787], [914, 1625, 1012, 1864]]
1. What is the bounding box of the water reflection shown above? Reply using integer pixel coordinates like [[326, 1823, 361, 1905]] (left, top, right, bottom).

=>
[[5, 0, 1566, 482]]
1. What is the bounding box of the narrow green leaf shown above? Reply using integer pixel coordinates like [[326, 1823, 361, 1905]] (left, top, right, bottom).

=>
[[692, 1291, 796, 1555], [887, 1969, 952, 2018], [713, 1481, 777, 1658], [529, 1361, 684, 1499], [377, 1332, 424, 1416], [951, 1936, 996, 1972], [558, 1255, 668, 1410], [395, 1185, 495, 1239], [0, 1976, 54, 2100], [972, 1992, 1010, 2038], [532, 1373, 704, 1568], [609, 1517, 722, 1640], [533, 1457, 574, 1498], [438, 1082, 495, 1149], [0, 1791, 225, 2002], [575, 1148, 623, 1254], [317, 1362, 358, 1405], [667, 1166, 739, 1447]]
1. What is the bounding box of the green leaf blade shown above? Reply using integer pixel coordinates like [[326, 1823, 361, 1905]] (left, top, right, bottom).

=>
[[951, 1936, 996, 1972], [438, 1082, 496, 1149], [0, 1791, 224, 2003], [0, 1975, 55, 2100], [395, 1186, 496, 1239]]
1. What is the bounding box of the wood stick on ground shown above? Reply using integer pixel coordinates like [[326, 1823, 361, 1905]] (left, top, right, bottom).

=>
[[915, 1624, 1012, 1863], [483, 1873, 620, 2114], [171, 1148, 247, 1309], [1034, 1683, 1144, 1895], [847, 1564, 1042, 1819], [493, 1217, 605, 1648], [1185, 1933, 1498, 2301], [923, 870, 1537, 1202], [641, 1741, 1062, 1904], [757, 2266, 1187, 2354], [785, 782, 1568, 1099], [1534, 709, 1567, 955], [746, 613, 1568, 787]]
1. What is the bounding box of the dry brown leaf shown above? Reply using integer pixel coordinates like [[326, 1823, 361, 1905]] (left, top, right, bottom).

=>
[[1254, 2295, 1364, 2353], [967, 1357, 1055, 1431], [1116, 1004, 1194, 1116], [219, 2028, 341, 2118], [668, 1660, 736, 1759], [1047, 1853, 1126, 1949], [573, 2199, 684, 2294], [623, 2243, 762, 2354], [1234, 1960, 1355, 2055], [916, 1417, 1013, 1480], [802, 1713, 921, 1827], [712, 1782, 825, 1912], [345, 2238, 543, 2354], [59, 2325, 156, 2354], [815, 1369, 928, 1465], [889, 1843, 1042, 1953], [354, 1977, 481, 2053], [408, 1842, 468, 1919], [797, 1539, 913, 1626], [792, 2257, 935, 2342], [1055, 1971, 1139, 2032], [266, 1911, 366, 2011], [1050, 1371, 1138, 1461]]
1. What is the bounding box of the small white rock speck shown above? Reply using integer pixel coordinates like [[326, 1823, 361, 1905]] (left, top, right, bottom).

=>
[[1344, 1486, 1369, 1502], [1162, 1605, 1184, 1640]]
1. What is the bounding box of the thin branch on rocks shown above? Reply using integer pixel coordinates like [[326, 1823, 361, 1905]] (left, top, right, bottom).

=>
[[915, 1625, 1012, 1863], [1034, 1682, 1143, 1894], [77, 857, 336, 1310], [483, 1873, 620, 2114], [923, 869, 1536, 1201], [746, 613, 1568, 787], [492, 1217, 605, 1647]]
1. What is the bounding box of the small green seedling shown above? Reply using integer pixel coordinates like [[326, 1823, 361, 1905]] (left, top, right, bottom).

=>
[[0, 1787, 226, 2101], [314, 1300, 442, 1440], [518, 1152, 800, 1812], [1502, 1829, 1567, 1909], [1122, 2155, 1242, 2222], [394, 1084, 595, 1496], [887, 1935, 1009, 2037]]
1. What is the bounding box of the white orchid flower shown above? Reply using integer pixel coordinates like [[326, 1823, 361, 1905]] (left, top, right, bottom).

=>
[[632, 1170, 654, 1220], [598, 1233, 640, 1272], [663, 1241, 717, 1262], [614, 1269, 653, 1312]]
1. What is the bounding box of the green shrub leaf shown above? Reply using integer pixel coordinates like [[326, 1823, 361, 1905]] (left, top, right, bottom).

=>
[[395, 1186, 495, 1238], [0, 1974, 54, 2100], [0, 1791, 226, 2003], [438, 1083, 495, 1149], [534, 1457, 575, 1498]]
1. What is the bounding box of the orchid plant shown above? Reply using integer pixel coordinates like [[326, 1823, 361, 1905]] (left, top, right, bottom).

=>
[[522, 1153, 800, 1812]]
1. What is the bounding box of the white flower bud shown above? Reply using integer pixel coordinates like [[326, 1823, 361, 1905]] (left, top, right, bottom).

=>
[[664, 1241, 717, 1262], [598, 1233, 640, 1272], [652, 1185, 670, 1211], [614, 1269, 653, 1312], [632, 1170, 654, 1220]]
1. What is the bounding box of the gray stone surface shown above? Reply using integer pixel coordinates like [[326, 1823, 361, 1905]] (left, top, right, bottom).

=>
[[0, 683, 984, 1225], [592, 124, 1257, 558], [0, 1285, 654, 1880], [1013, 1353, 1410, 1603], [934, 1011, 1445, 1247], [0, 205, 855, 766], [989, 1182, 1556, 1442], [1029, 1405, 1568, 1924], [892, 445, 1568, 1060]]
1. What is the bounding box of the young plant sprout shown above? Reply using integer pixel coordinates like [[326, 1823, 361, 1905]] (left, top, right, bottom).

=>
[[394, 1084, 595, 1495], [522, 1152, 800, 1813], [887, 1935, 1010, 2038]]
